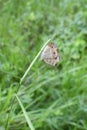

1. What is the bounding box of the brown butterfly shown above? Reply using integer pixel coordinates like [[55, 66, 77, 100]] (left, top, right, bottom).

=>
[[41, 43, 60, 66]]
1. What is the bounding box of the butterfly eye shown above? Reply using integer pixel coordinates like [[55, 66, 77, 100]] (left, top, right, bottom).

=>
[[54, 57, 57, 59]]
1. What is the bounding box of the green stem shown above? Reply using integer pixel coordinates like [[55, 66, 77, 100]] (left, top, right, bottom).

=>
[[20, 38, 51, 84]]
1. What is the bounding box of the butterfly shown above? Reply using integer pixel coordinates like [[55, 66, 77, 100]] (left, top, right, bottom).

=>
[[41, 43, 60, 66]]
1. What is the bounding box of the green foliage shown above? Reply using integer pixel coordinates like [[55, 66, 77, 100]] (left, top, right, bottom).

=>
[[0, 0, 87, 129]]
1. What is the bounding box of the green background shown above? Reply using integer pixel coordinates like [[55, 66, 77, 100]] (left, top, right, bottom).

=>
[[0, 0, 87, 129]]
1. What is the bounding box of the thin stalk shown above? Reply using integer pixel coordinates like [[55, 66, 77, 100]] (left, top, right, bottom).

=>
[[20, 38, 51, 84]]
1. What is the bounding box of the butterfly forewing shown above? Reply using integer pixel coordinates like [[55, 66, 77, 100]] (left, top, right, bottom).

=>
[[41, 45, 53, 59]]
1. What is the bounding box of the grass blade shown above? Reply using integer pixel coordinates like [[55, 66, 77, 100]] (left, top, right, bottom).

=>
[[20, 38, 51, 84], [15, 94, 35, 130]]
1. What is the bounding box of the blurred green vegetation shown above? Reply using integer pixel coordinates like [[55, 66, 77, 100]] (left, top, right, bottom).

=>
[[0, 0, 87, 130]]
